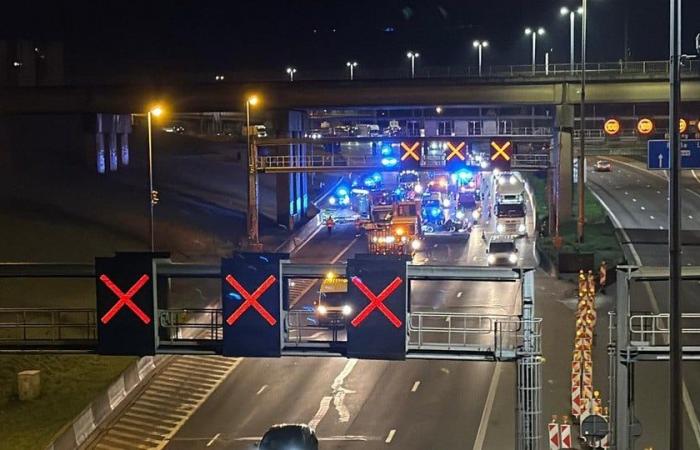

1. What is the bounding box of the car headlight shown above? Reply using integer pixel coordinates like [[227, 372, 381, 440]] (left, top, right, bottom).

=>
[[456, 210, 465, 220], [442, 199, 451, 208], [472, 210, 480, 220], [386, 236, 396, 243], [518, 224, 526, 233], [508, 253, 518, 263], [342, 305, 353, 316], [496, 224, 505, 233], [401, 236, 408, 243], [414, 184, 424, 194], [487, 255, 496, 265], [317, 305, 327, 315], [328, 196, 337, 206], [411, 240, 422, 250]]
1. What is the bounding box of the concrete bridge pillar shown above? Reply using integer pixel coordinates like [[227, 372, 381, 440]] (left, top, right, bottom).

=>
[[271, 110, 308, 229], [553, 105, 574, 233]]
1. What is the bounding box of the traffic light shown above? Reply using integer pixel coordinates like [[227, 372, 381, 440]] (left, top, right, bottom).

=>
[[346, 254, 408, 360], [96, 253, 158, 356], [221, 252, 287, 357]]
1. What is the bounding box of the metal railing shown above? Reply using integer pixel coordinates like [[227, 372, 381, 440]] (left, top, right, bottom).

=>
[[511, 154, 550, 169], [407, 312, 541, 358], [167, 59, 700, 84], [629, 312, 700, 347], [0, 308, 97, 343], [159, 308, 223, 341]]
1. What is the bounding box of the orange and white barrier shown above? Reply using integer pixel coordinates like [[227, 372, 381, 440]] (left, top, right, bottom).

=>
[[560, 420, 573, 449], [548, 418, 560, 450], [571, 383, 582, 419]]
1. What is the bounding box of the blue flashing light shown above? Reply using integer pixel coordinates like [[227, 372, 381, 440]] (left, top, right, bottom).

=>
[[364, 178, 376, 187], [381, 157, 398, 167], [457, 169, 473, 181], [394, 188, 403, 195], [337, 187, 349, 197], [430, 208, 441, 217], [328, 196, 337, 206], [372, 172, 382, 182], [381, 145, 393, 156]]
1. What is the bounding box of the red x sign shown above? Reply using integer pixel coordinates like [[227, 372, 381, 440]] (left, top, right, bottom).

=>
[[99, 274, 151, 324], [400, 142, 420, 161], [225, 275, 277, 326], [350, 276, 403, 328], [446, 142, 466, 161]]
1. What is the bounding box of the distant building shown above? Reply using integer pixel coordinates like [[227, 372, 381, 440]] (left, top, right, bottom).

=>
[[0, 40, 64, 86]]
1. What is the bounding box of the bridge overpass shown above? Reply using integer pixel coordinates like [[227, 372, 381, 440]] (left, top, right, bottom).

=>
[[2, 60, 700, 114]]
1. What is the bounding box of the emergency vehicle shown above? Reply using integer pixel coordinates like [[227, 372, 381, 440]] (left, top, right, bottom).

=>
[[314, 274, 352, 327]]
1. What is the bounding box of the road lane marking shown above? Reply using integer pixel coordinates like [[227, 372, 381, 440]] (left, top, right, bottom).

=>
[[411, 381, 421, 392], [457, 291, 463, 298], [590, 185, 700, 448], [308, 396, 333, 430], [472, 363, 503, 450], [206, 433, 220, 447], [385, 429, 397, 443], [256, 385, 268, 395], [331, 359, 358, 423]]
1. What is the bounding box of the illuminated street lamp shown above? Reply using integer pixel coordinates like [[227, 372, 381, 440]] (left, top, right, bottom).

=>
[[286, 67, 297, 82], [560, 6, 583, 73], [524, 27, 545, 73], [472, 40, 489, 76], [346, 61, 358, 80], [147, 105, 164, 252], [245, 95, 261, 248], [406, 51, 420, 79]]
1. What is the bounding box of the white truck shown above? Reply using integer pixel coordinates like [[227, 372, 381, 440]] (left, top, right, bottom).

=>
[[491, 172, 527, 237]]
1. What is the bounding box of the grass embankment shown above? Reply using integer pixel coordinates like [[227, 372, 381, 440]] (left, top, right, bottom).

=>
[[525, 173, 623, 269], [0, 355, 134, 450]]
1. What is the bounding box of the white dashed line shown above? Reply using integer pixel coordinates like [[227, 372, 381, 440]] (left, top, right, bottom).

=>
[[206, 433, 221, 447], [650, 216, 655, 220], [256, 385, 268, 395], [632, 198, 637, 202], [457, 291, 463, 298], [411, 381, 421, 392], [385, 429, 397, 443], [640, 206, 645, 210]]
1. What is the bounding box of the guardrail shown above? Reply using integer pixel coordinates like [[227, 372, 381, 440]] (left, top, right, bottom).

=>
[[629, 312, 700, 347], [407, 312, 541, 358], [159, 308, 223, 341], [159, 59, 699, 84], [0, 308, 96, 344], [511, 154, 550, 169]]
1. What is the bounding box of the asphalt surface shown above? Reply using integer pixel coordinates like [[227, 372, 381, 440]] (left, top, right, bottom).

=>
[[588, 156, 700, 449], [166, 192, 539, 450]]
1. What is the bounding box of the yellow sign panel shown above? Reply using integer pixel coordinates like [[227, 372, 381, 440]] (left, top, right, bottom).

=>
[[636, 118, 654, 135], [603, 119, 621, 136], [679, 118, 688, 134]]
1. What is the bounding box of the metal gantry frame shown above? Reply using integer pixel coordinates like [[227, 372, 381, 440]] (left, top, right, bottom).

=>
[[0, 261, 542, 449], [609, 265, 700, 449]]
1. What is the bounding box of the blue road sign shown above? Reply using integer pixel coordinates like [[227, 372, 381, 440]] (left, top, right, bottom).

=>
[[647, 139, 700, 170]]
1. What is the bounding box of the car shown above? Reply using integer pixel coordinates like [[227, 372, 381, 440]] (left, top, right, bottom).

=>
[[594, 160, 612, 172], [486, 237, 519, 266], [259, 424, 318, 450]]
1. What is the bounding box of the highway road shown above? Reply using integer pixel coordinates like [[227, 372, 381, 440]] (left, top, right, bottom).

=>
[[588, 156, 700, 449], [165, 202, 539, 449]]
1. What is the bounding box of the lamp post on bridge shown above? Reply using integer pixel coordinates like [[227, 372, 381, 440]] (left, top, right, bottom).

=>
[[346, 61, 358, 80], [560, 6, 583, 74], [524, 27, 545, 74], [286, 67, 297, 82], [406, 51, 420, 79], [146, 105, 163, 253], [472, 40, 489, 77]]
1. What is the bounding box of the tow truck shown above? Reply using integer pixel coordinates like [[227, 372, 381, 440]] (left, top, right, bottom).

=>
[[365, 200, 422, 255]]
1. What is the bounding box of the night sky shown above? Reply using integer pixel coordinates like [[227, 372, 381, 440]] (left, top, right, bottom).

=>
[[3, 1, 700, 77]]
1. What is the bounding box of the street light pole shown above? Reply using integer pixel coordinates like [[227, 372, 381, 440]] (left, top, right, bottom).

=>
[[406, 51, 420, 79], [525, 28, 545, 74], [245, 96, 261, 249], [472, 41, 489, 76], [286, 67, 297, 81], [346, 61, 358, 80], [577, 0, 587, 243], [669, 0, 682, 448], [560, 7, 582, 73], [146, 106, 163, 253]]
